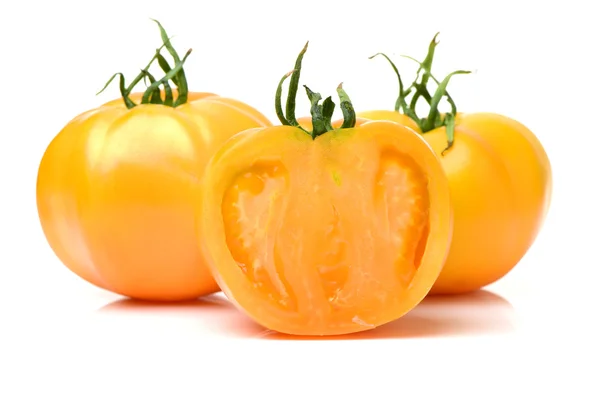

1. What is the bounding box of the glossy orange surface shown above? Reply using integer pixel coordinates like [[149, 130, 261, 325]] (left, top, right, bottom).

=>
[[198, 120, 453, 335], [36, 92, 271, 301], [356, 110, 553, 294]]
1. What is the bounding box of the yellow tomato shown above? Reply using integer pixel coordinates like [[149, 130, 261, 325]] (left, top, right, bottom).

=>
[[359, 37, 552, 294], [196, 45, 453, 335], [358, 111, 551, 294], [36, 22, 272, 301]]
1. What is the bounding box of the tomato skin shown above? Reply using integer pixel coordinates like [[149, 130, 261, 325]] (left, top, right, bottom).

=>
[[36, 92, 271, 301], [356, 110, 552, 294], [197, 120, 453, 335]]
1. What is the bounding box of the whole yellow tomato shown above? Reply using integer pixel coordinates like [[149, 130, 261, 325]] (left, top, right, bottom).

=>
[[197, 44, 453, 336], [358, 35, 552, 294], [36, 21, 271, 301]]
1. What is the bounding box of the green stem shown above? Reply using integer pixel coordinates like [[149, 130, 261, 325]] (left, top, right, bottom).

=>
[[141, 70, 164, 104], [97, 19, 191, 109], [285, 41, 309, 127], [441, 113, 455, 156], [141, 49, 192, 104], [163, 81, 174, 107], [408, 33, 439, 111], [150, 19, 190, 106], [322, 96, 335, 132], [156, 50, 180, 88], [369, 52, 419, 122], [336, 83, 355, 129], [97, 73, 137, 109], [274, 43, 357, 139], [371, 33, 471, 153], [402, 54, 459, 114], [275, 70, 297, 127], [422, 69, 470, 132], [305, 86, 328, 139]]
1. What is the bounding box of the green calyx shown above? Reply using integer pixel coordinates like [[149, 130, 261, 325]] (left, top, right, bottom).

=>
[[370, 33, 471, 154], [97, 19, 192, 109], [275, 42, 357, 140]]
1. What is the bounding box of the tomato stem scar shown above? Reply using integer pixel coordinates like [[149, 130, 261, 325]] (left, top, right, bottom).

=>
[[96, 19, 192, 109], [275, 43, 357, 139], [370, 33, 471, 153]]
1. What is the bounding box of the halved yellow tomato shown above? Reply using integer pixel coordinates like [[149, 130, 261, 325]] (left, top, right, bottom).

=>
[[197, 44, 453, 335]]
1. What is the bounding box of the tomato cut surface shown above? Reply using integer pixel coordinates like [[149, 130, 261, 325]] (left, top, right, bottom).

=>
[[199, 121, 452, 335]]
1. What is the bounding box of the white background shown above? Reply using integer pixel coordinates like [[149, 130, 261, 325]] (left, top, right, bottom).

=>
[[1, 0, 598, 398]]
